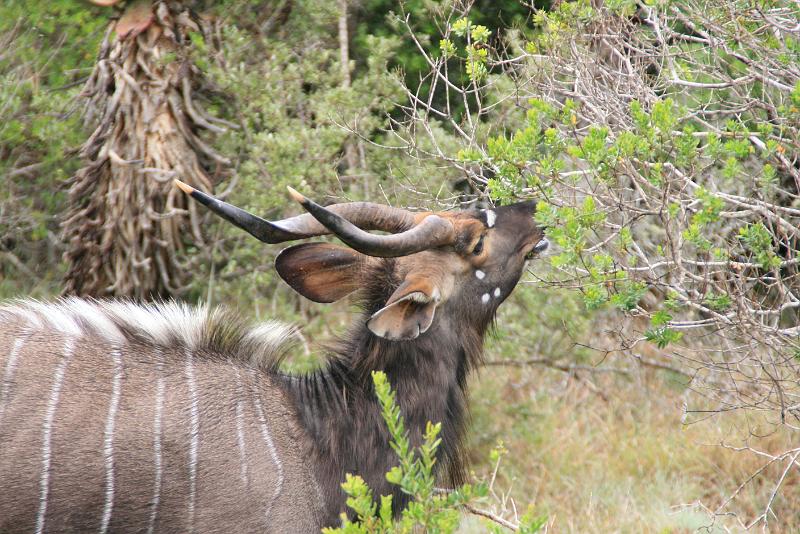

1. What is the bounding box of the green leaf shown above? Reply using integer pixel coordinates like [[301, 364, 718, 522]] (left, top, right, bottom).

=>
[[610, 281, 647, 311], [645, 327, 683, 349], [451, 18, 470, 37], [738, 222, 780, 270], [704, 292, 732, 312], [651, 310, 672, 327], [439, 38, 456, 58], [471, 25, 491, 43]]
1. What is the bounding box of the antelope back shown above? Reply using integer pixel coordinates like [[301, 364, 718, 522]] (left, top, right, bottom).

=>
[[0, 300, 324, 533]]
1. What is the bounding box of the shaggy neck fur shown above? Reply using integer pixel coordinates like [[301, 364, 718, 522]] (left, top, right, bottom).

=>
[[279, 262, 491, 525]]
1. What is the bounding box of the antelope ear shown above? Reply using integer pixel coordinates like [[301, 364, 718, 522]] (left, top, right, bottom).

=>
[[367, 275, 439, 341], [275, 243, 364, 303]]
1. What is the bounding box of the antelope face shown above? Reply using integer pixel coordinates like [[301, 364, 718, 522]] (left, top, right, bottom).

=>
[[176, 181, 548, 341], [451, 201, 548, 308], [364, 202, 548, 340]]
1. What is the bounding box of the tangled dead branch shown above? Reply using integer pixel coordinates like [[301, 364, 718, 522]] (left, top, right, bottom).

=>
[[383, 0, 800, 527]]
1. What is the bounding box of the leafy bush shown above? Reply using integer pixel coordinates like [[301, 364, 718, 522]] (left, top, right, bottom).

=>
[[324, 371, 545, 533], [0, 1, 106, 296]]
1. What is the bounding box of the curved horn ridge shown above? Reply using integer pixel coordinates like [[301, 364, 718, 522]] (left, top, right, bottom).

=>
[[288, 188, 456, 257]]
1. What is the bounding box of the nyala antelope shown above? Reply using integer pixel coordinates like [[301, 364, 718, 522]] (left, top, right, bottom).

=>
[[0, 180, 548, 533]]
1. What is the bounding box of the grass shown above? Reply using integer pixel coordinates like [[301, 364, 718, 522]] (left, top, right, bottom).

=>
[[463, 346, 800, 533]]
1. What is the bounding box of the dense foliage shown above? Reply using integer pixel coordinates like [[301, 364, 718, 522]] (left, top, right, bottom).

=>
[[0, 1, 107, 295]]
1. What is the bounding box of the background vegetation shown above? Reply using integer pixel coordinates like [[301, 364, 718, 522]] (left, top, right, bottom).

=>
[[2, 0, 799, 531]]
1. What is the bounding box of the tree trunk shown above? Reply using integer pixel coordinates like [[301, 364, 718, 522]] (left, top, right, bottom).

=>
[[62, 0, 227, 299], [337, 0, 359, 178]]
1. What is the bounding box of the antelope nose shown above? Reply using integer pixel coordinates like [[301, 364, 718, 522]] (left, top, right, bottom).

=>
[[532, 237, 549, 254]]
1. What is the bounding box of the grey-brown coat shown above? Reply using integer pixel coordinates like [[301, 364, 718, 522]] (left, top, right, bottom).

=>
[[0, 186, 548, 532]]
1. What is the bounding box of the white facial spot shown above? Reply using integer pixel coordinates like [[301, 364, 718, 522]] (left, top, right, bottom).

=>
[[484, 210, 496, 228], [475, 270, 485, 280], [494, 287, 501, 298], [481, 293, 490, 304]]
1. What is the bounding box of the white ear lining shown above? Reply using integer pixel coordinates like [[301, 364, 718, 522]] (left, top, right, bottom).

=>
[[366, 292, 439, 340], [399, 291, 433, 304]]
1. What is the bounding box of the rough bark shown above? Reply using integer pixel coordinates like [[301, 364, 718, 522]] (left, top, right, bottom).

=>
[[62, 1, 227, 299]]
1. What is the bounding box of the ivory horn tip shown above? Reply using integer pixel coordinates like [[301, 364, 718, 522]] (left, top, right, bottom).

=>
[[286, 186, 306, 204], [174, 179, 195, 195]]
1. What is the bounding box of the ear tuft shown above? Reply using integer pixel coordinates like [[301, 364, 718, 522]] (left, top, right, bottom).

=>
[[275, 243, 363, 303]]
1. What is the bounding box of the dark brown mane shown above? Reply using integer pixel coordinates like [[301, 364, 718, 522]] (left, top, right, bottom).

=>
[[279, 255, 493, 521]]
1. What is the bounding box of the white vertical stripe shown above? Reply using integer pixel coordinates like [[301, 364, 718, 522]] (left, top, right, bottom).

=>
[[0, 334, 29, 428], [234, 369, 249, 487], [251, 378, 284, 519], [35, 337, 76, 534], [99, 348, 123, 534], [185, 349, 200, 529], [146, 351, 165, 534]]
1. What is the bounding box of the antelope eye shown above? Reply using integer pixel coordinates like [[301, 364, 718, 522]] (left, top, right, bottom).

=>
[[472, 235, 485, 255]]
